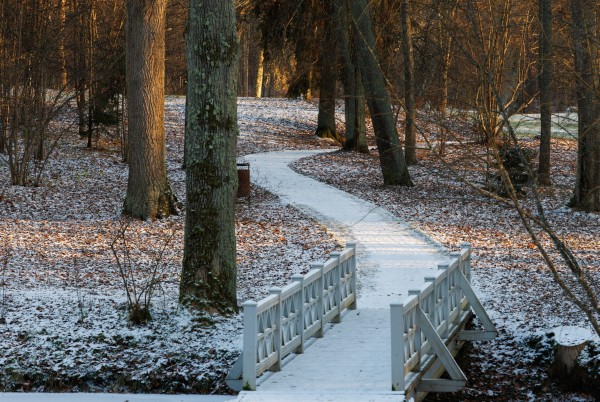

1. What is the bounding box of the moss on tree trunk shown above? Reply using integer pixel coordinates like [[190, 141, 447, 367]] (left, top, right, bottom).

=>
[[180, 0, 239, 313]]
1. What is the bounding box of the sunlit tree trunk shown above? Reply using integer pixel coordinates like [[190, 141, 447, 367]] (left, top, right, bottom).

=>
[[255, 49, 264, 97], [180, 0, 238, 312], [349, 0, 413, 185], [123, 0, 178, 220]]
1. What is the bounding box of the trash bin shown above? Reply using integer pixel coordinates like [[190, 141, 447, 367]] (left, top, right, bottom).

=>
[[237, 163, 250, 198]]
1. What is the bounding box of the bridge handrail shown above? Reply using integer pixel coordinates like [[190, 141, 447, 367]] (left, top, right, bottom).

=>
[[391, 243, 497, 400], [242, 241, 358, 390]]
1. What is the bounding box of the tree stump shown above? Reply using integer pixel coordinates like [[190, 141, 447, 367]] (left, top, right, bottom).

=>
[[551, 326, 592, 387]]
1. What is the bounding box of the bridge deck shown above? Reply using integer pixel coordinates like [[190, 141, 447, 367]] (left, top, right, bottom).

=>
[[238, 151, 448, 401]]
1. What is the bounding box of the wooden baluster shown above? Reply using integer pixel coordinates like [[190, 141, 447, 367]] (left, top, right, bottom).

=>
[[330, 251, 342, 324], [292, 274, 305, 354], [312, 262, 325, 338], [437, 263, 450, 338], [269, 287, 283, 371]]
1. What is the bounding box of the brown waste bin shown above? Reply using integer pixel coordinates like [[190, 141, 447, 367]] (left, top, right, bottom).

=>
[[237, 163, 250, 198]]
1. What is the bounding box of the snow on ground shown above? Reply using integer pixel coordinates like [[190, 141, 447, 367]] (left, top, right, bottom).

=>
[[1, 97, 598, 400], [0, 98, 339, 394]]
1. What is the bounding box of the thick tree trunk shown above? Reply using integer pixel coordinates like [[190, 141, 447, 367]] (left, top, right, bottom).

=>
[[316, 1, 339, 142], [569, 0, 600, 211], [349, 0, 413, 185], [180, 0, 238, 313], [400, 0, 417, 165], [337, 0, 368, 153], [538, 0, 553, 186], [123, 0, 177, 220]]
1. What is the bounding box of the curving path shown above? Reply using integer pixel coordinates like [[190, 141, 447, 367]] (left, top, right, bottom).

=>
[[237, 150, 450, 401]]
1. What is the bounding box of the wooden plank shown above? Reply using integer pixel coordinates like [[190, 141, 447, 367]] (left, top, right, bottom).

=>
[[417, 379, 466, 392], [459, 330, 498, 341]]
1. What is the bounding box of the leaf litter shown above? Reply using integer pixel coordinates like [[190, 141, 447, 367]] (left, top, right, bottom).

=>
[[1, 97, 598, 400], [0, 97, 339, 394]]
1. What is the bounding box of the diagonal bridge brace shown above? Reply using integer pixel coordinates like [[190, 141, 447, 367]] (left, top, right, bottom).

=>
[[415, 308, 467, 393], [457, 270, 498, 341]]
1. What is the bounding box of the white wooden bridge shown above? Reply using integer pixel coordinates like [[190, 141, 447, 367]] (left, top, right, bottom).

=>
[[227, 151, 497, 401]]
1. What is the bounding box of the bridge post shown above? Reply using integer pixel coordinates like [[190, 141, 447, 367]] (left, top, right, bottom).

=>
[[346, 242, 358, 310], [390, 302, 405, 392], [242, 300, 258, 390], [450, 251, 462, 313], [460, 243, 472, 282]]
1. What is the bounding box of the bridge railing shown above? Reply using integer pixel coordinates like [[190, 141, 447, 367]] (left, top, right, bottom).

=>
[[242, 242, 357, 390], [391, 243, 497, 400]]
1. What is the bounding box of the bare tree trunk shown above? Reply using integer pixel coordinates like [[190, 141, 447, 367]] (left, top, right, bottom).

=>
[[238, 30, 249, 97], [538, 0, 552, 186], [123, 0, 177, 220], [0, 3, 6, 155], [569, 0, 600, 212], [86, 0, 96, 149], [316, 1, 338, 142], [180, 0, 238, 312], [337, 0, 367, 153], [246, 38, 261, 97], [75, 0, 88, 138], [434, 0, 456, 156], [58, 0, 67, 88], [401, 0, 417, 165], [349, 0, 413, 185]]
